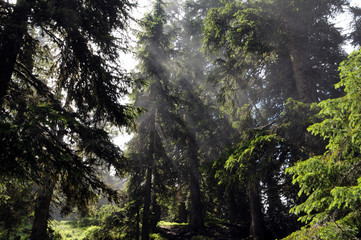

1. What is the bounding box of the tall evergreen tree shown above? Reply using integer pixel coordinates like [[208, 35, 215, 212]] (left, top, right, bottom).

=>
[[285, 48, 361, 239], [0, 0, 138, 238], [204, 0, 346, 107], [203, 0, 350, 238], [170, 0, 238, 231], [0, 0, 135, 124], [128, 1, 181, 238], [128, 0, 237, 235]]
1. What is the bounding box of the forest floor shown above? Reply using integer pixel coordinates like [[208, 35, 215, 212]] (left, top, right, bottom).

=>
[[156, 223, 249, 239], [51, 220, 250, 239]]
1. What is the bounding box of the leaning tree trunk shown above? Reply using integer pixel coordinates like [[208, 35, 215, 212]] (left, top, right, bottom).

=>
[[0, 0, 31, 105], [30, 175, 55, 240], [188, 134, 204, 232]]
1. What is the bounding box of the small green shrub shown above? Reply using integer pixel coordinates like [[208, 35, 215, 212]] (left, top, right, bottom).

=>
[[81, 226, 114, 240], [150, 233, 167, 240]]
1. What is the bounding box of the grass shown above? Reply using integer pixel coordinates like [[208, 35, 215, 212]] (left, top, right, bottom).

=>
[[157, 221, 187, 227], [50, 220, 93, 240], [52, 220, 218, 240]]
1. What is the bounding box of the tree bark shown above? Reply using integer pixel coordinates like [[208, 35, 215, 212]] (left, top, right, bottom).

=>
[[177, 202, 188, 223], [265, 170, 285, 238], [228, 186, 238, 225], [279, 52, 298, 100], [30, 176, 55, 240], [141, 109, 156, 240], [189, 170, 203, 231], [151, 191, 161, 230], [135, 201, 140, 240], [141, 166, 152, 240], [248, 173, 265, 240], [188, 134, 204, 232], [0, 0, 31, 105], [288, 36, 317, 103]]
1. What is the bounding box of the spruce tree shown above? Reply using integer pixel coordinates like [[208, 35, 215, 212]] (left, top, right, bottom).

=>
[[0, 0, 137, 238], [285, 49, 361, 239], [128, 1, 180, 238], [203, 0, 350, 238]]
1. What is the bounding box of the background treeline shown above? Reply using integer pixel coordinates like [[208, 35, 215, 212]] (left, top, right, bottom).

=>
[[1, 0, 361, 239]]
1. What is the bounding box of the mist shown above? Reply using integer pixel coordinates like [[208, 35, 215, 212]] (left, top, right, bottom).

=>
[[2, 0, 361, 239]]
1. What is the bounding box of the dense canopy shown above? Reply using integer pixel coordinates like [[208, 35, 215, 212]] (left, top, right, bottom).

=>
[[1, 0, 361, 239]]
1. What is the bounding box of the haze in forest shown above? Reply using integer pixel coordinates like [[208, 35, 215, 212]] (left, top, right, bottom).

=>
[[2, 0, 361, 240], [113, 0, 361, 149]]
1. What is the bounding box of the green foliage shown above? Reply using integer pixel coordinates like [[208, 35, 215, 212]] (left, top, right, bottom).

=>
[[2, 0, 358, 239], [51, 221, 86, 240], [285, 49, 361, 238], [284, 220, 358, 240], [100, 201, 141, 239], [75, 205, 118, 228], [81, 226, 112, 240], [48, 228, 63, 240], [279, 98, 325, 155], [203, 1, 274, 56], [58, 202, 142, 239], [1, 0, 138, 237], [204, 0, 346, 110], [52, 204, 130, 240], [149, 233, 168, 240], [0, 178, 33, 239], [224, 129, 283, 184]]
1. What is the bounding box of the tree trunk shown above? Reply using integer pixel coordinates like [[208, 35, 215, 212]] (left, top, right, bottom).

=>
[[30, 176, 55, 240], [141, 166, 152, 240], [0, 0, 31, 104], [151, 164, 161, 229], [228, 186, 238, 225], [141, 109, 156, 240], [288, 36, 317, 103], [248, 174, 265, 240], [188, 134, 204, 232], [136, 201, 140, 240], [280, 52, 298, 100], [189, 170, 203, 231], [265, 170, 284, 238], [177, 202, 188, 223], [6, 227, 12, 240]]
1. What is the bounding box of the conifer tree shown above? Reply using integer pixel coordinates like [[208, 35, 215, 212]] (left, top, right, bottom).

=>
[[204, 0, 346, 106], [0, 0, 137, 238], [203, 0, 350, 238], [128, 1, 181, 238], [285, 49, 361, 239]]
